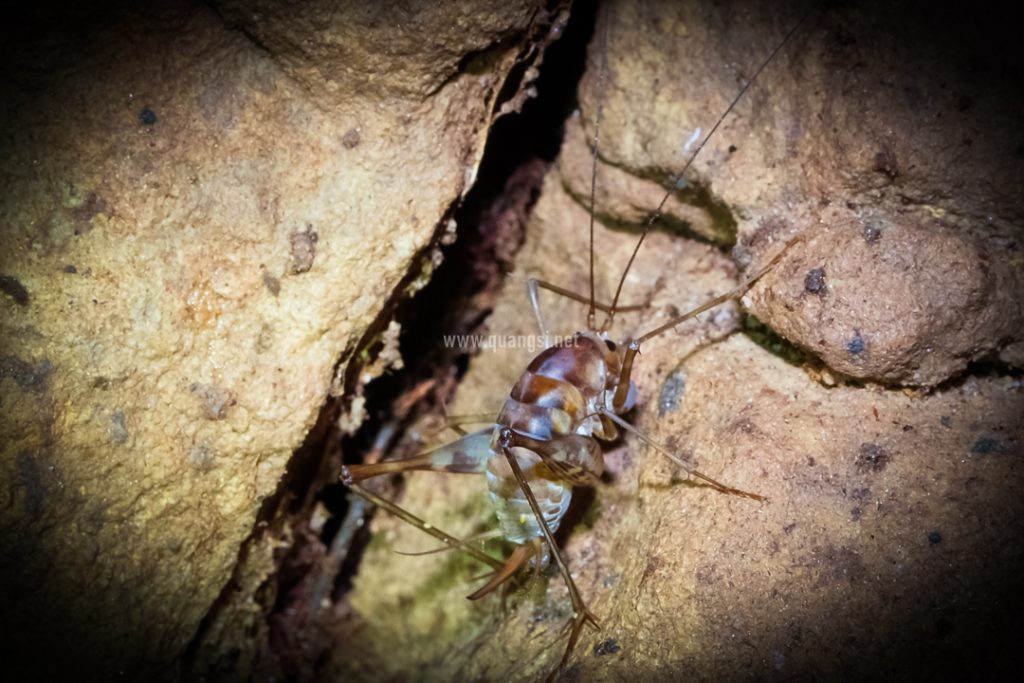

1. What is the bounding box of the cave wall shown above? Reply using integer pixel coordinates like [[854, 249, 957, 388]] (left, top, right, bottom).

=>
[[0, 0, 549, 678]]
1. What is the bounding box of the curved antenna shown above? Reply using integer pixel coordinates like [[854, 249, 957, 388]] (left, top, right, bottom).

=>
[[602, 5, 817, 333], [586, 8, 611, 332]]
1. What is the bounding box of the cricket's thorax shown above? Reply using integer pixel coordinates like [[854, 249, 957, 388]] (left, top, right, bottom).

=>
[[487, 333, 623, 545]]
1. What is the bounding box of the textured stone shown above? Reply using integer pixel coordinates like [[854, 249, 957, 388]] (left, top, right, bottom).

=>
[[561, 0, 1024, 387], [0, 0, 542, 678]]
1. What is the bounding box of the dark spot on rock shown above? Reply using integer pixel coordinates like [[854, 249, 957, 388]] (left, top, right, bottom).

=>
[[856, 443, 889, 472], [846, 201, 857, 210], [263, 272, 281, 296], [71, 193, 108, 235], [847, 331, 865, 355], [873, 149, 899, 179], [851, 487, 871, 501], [108, 410, 129, 444], [62, 264, 78, 274], [863, 222, 882, 243], [820, 545, 866, 585], [957, 94, 973, 112], [642, 556, 662, 582], [695, 563, 718, 585], [727, 144, 737, 153], [190, 444, 216, 471], [658, 371, 686, 416], [561, 664, 582, 683], [86, 500, 107, 531], [783, 522, 797, 534], [93, 376, 111, 389], [901, 84, 925, 110], [741, 217, 790, 266], [935, 616, 952, 637], [342, 127, 361, 148], [139, 107, 157, 125], [804, 267, 826, 294], [928, 531, 942, 544], [17, 450, 43, 519], [970, 437, 999, 455], [593, 638, 621, 656], [850, 507, 862, 521], [1, 356, 52, 391], [190, 382, 235, 420], [807, 456, 816, 466], [289, 224, 318, 274], [940, 415, 952, 428], [735, 419, 756, 434], [0, 275, 29, 305], [962, 137, 972, 146]]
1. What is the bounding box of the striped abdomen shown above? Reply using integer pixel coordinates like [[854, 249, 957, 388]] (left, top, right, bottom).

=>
[[488, 333, 620, 546]]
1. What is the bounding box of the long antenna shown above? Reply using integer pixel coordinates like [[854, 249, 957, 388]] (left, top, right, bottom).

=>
[[602, 5, 816, 332], [586, 9, 611, 332]]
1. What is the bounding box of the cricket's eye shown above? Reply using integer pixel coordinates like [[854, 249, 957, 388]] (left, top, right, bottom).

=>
[[604, 339, 617, 352]]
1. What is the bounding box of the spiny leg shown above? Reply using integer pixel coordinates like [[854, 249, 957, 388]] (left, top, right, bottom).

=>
[[528, 277, 648, 341], [347, 483, 503, 572], [344, 432, 512, 588], [438, 413, 497, 427], [600, 409, 765, 501], [611, 235, 802, 412], [342, 427, 494, 483], [393, 528, 503, 557], [466, 540, 540, 601], [497, 428, 599, 680], [528, 278, 648, 316], [636, 235, 802, 346]]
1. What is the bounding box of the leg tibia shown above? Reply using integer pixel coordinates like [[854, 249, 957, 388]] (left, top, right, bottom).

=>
[[342, 428, 495, 484]]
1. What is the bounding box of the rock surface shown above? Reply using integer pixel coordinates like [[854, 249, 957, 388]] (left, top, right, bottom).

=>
[[562, 0, 1024, 387], [0, 0, 546, 678], [339, 1, 1024, 681]]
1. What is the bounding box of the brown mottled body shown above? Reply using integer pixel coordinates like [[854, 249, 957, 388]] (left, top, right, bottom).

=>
[[342, 331, 631, 555], [486, 332, 628, 548]]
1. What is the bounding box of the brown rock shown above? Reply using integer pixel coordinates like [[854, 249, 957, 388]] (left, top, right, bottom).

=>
[[0, 0, 546, 678], [748, 213, 1021, 386], [560, 0, 1024, 387]]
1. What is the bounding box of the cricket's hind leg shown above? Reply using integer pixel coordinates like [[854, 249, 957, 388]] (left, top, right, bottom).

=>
[[348, 479, 537, 622], [347, 483, 504, 572], [466, 538, 543, 600], [342, 427, 494, 484], [496, 428, 599, 682], [344, 432, 521, 594]]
